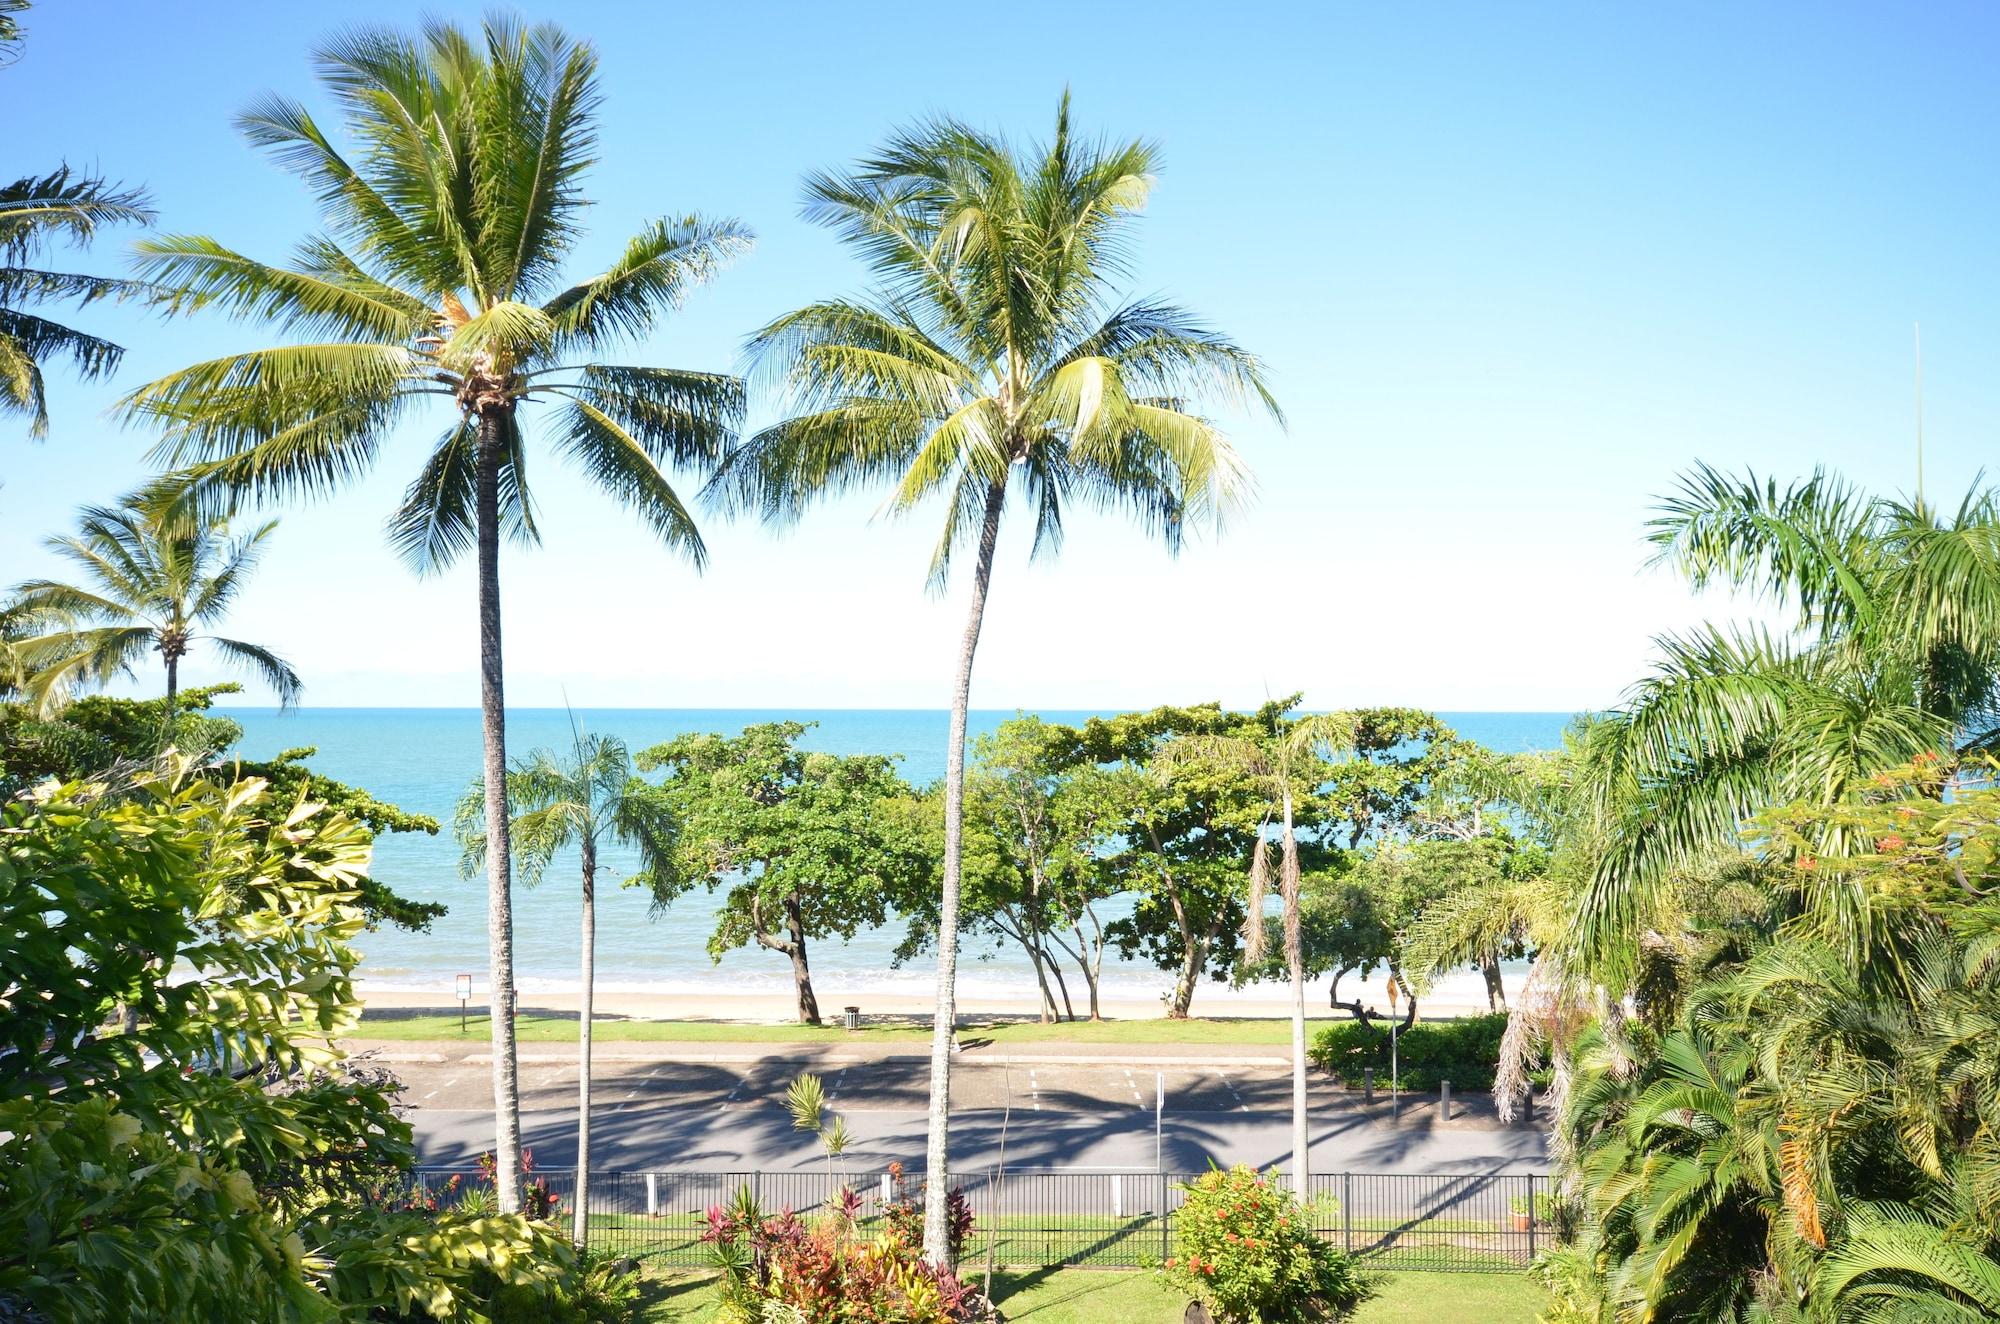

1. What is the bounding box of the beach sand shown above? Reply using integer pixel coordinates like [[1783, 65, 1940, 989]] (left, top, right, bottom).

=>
[[357, 972, 1510, 1025]]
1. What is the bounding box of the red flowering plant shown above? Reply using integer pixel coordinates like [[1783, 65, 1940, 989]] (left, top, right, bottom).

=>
[[1159, 1164, 1363, 1324], [1753, 756, 2000, 904], [475, 1147, 561, 1221]]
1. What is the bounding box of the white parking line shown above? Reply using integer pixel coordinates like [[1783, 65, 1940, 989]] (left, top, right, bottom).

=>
[[830, 1067, 848, 1101], [1028, 1069, 1041, 1112], [1217, 1067, 1248, 1113], [719, 1073, 749, 1112], [1122, 1068, 1143, 1104]]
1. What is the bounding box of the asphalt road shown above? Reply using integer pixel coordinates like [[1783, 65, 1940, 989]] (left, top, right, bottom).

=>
[[375, 1052, 1550, 1177]]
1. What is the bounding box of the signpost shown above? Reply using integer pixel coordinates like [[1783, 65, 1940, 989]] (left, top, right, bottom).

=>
[[1387, 975, 1400, 1117], [1154, 1071, 1165, 1172], [455, 973, 472, 1032]]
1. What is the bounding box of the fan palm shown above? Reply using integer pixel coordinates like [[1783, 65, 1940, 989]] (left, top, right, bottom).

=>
[[713, 94, 1275, 1265], [456, 724, 674, 1250], [7, 502, 300, 713], [1574, 466, 2000, 977], [120, 16, 749, 1211], [1, 167, 152, 438]]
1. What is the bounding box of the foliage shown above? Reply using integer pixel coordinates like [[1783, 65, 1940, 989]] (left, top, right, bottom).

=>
[[1575, 467, 2000, 975], [702, 1188, 995, 1324], [1550, 763, 2000, 1322], [0, 166, 152, 438], [900, 715, 1122, 1021], [0, 764, 598, 1322], [636, 722, 931, 1023], [0, 684, 444, 931], [6, 500, 302, 710], [1158, 1165, 1363, 1324], [1307, 1014, 1509, 1091], [881, 1163, 974, 1264], [122, 15, 750, 572]]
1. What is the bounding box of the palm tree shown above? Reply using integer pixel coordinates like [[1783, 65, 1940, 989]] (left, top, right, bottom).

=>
[[8, 502, 301, 713], [1157, 708, 1369, 1195], [712, 94, 1275, 1264], [456, 724, 674, 1250], [1574, 466, 2000, 976], [2, 167, 152, 438], [121, 17, 750, 1211]]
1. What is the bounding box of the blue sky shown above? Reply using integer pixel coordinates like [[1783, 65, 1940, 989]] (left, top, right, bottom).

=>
[[4, 1, 1996, 712]]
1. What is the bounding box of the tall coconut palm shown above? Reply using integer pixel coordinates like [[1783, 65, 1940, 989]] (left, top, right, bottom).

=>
[[8, 502, 301, 713], [2, 167, 152, 438], [120, 17, 750, 1211], [455, 724, 674, 1250], [712, 95, 1275, 1264], [1574, 466, 2000, 977]]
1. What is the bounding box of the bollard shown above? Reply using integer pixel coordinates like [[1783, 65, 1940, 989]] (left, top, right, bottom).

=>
[[645, 1174, 659, 1218], [1521, 1085, 1534, 1122], [1363, 1068, 1374, 1103], [1439, 1079, 1452, 1121], [880, 1173, 894, 1206]]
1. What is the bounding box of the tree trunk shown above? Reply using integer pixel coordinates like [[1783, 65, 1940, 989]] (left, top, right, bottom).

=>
[[785, 895, 821, 1026], [1481, 954, 1507, 1011], [476, 410, 523, 1214], [164, 652, 178, 714], [573, 841, 595, 1249], [923, 476, 1007, 1270], [1282, 795, 1309, 1195], [1168, 932, 1204, 1020]]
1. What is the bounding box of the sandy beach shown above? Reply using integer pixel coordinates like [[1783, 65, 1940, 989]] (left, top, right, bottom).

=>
[[357, 968, 1515, 1025]]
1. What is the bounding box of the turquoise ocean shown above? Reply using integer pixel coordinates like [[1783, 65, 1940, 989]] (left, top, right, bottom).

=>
[[225, 709, 1572, 1004]]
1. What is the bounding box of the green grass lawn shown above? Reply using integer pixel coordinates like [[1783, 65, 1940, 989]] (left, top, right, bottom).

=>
[[633, 1268, 1546, 1322], [352, 1009, 1351, 1046]]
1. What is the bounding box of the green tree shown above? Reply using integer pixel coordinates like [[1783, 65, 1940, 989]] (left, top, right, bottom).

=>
[[1, 166, 152, 438], [638, 722, 932, 1026], [7, 502, 301, 712], [711, 96, 1273, 1264], [455, 725, 674, 1251], [123, 16, 751, 1211], [901, 715, 1120, 1022]]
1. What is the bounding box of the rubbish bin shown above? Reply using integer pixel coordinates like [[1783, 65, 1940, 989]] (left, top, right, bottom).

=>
[[843, 1006, 861, 1031]]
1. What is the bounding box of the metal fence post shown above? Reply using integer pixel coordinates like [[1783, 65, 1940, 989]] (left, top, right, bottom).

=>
[[1526, 1173, 1537, 1263], [1342, 1172, 1353, 1254], [1159, 1172, 1171, 1264]]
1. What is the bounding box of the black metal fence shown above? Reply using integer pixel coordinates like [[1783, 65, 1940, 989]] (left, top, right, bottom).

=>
[[405, 1166, 1552, 1273]]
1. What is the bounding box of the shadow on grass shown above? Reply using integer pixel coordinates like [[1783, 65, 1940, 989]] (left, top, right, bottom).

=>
[[630, 1271, 716, 1322]]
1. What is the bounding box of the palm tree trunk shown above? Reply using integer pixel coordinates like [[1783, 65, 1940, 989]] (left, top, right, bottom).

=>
[[573, 841, 595, 1250], [922, 475, 1007, 1270], [1282, 791, 1309, 1195], [475, 410, 524, 1215], [164, 652, 178, 713]]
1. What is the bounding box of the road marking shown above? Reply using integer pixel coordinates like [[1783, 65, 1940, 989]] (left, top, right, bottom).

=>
[[719, 1072, 749, 1112], [423, 1089, 439, 1100], [1217, 1067, 1248, 1113], [1028, 1069, 1041, 1112], [1122, 1068, 1143, 1104], [830, 1067, 848, 1101]]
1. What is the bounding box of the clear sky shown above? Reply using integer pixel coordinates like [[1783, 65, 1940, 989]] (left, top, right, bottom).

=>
[[4, 1, 1995, 713]]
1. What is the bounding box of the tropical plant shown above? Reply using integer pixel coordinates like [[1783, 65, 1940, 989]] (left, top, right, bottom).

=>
[[711, 94, 1273, 1264], [1576, 466, 2000, 975], [456, 723, 674, 1250], [1, 166, 152, 438], [0, 760, 589, 1322], [1160, 1164, 1363, 1324], [7, 502, 301, 713], [637, 722, 932, 1025], [123, 15, 751, 1210], [784, 1071, 853, 1188]]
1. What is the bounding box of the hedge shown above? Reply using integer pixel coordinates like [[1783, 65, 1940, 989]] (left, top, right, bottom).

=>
[[1307, 1012, 1509, 1091]]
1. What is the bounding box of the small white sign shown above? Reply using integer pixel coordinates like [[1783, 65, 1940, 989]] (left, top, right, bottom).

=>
[[455, 974, 472, 1001]]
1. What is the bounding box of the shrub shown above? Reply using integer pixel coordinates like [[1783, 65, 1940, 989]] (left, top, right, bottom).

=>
[[703, 1186, 996, 1324], [882, 1161, 975, 1262], [1160, 1165, 1364, 1323], [1307, 1012, 1509, 1090]]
